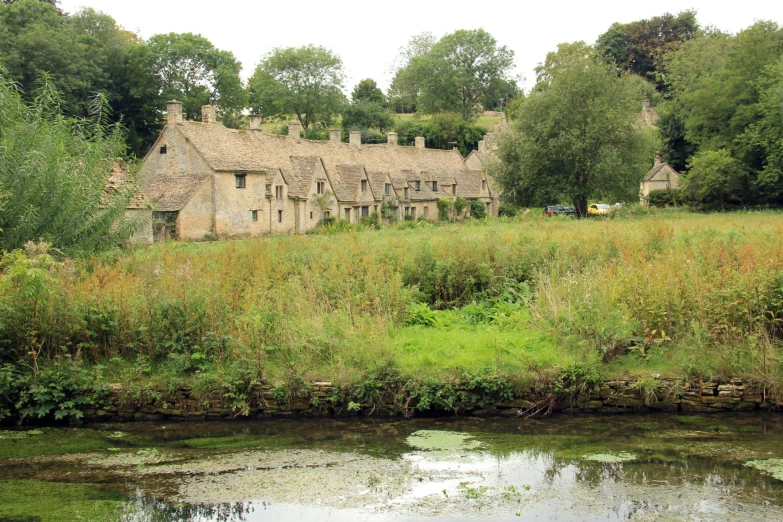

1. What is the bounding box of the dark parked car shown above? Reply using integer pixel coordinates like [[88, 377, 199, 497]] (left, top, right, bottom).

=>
[[544, 205, 577, 217]]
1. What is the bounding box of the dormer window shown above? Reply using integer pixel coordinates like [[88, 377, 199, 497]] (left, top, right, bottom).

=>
[[482, 180, 487, 190], [385, 183, 392, 196], [361, 180, 367, 193], [159, 145, 167, 154], [316, 181, 325, 194], [414, 180, 421, 191], [452, 184, 456, 195], [404, 187, 409, 199], [275, 186, 284, 199], [235, 174, 246, 189], [432, 181, 438, 191]]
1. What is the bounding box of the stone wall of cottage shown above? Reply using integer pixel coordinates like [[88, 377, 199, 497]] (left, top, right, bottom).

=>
[[214, 171, 268, 237], [177, 181, 213, 240], [77, 377, 779, 423]]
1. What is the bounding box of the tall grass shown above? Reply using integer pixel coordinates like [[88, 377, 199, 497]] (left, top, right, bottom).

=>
[[1, 210, 782, 387]]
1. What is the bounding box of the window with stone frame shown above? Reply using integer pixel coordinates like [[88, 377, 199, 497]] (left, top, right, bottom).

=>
[[235, 174, 246, 189], [361, 206, 369, 217], [251, 210, 258, 221], [414, 180, 421, 191], [432, 181, 438, 191], [404, 187, 409, 199], [278, 209, 283, 223], [361, 180, 367, 193], [275, 185, 284, 199], [385, 183, 391, 196], [316, 181, 325, 194], [423, 206, 429, 217], [482, 180, 487, 190], [159, 145, 167, 154], [452, 184, 456, 195]]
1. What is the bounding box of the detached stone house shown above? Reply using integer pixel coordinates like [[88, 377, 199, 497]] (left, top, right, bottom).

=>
[[640, 152, 680, 204], [139, 101, 500, 239]]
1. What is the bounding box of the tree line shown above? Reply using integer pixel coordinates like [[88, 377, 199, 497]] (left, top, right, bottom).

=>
[[1, 0, 520, 157], [495, 11, 783, 213]]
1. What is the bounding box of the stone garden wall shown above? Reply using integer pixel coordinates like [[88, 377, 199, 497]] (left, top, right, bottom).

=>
[[82, 377, 779, 422]]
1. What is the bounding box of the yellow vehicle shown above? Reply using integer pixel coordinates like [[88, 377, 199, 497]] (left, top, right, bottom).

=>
[[588, 203, 613, 215]]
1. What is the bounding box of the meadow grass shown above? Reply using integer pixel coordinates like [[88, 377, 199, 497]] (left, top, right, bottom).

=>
[[2, 208, 782, 397]]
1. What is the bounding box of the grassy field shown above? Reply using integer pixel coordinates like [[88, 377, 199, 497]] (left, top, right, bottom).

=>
[[2, 209, 782, 417]]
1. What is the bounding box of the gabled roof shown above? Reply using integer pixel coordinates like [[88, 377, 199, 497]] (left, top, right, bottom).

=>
[[368, 171, 394, 199], [142, 175, 210, 211], [643, 163, 679, 182], [105, 161, 149, 209], [283, 156, 322, 198], [333, 165, 371, 201]]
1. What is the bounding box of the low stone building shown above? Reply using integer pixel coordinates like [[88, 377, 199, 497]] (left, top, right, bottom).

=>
[[138, 101, 500, 240], [640, 152, 680, 204]]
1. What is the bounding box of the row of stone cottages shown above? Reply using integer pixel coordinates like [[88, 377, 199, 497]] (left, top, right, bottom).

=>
[[137, 101, 503, 240]]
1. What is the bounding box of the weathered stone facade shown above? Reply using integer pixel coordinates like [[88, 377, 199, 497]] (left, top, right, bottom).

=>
[[641, 152, 680, 204], [138, 101, 501, 240], [79, 377, 779, 423]]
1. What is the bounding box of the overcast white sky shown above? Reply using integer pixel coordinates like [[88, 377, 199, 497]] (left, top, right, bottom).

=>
[[59, 0, 783, 94]]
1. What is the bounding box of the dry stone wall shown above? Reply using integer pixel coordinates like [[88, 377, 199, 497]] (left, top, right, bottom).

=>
[[81, 378, 780, 423]]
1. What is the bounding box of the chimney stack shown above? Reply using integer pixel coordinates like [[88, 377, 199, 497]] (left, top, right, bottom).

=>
[[249, 115, 262, 131], [655, 151, 662, 166], [201, 105, 216, 124], [349, 130, 362, 149], [415, 136, 425, 150], [167, 100, 182, 124], [330, 128, 341, 144], [288, 121, 301, 142], [387, 132, 398, 146], [478, 139, 487, 153]]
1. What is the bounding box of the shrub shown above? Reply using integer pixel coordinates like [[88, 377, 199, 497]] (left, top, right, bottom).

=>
[[647, 188, 686, 208], [437, 198, 453, 221], [498, 203, 518, 217], [454, 197, 468, 217], [470, 199, 488, 219]]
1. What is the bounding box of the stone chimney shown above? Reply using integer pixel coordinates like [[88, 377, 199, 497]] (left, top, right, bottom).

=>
[[201, 105, 216, 124], [330, 128, 341, 144], [349, 130, 362, 149], [415, 136, 425, 150], [387, 132, 398, 146], [478, 139, 487, 153], [249, 115, 262, 131], [288, 121, 301, 142], [655, 151, 662, 166], [166, 100, 182, 124], [643, 98, 651, 112]]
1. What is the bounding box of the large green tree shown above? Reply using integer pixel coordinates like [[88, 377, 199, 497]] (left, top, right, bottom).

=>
[[143, 32, 245, 122], [352, 78, 385, 105], [247, 45, 345, 129], [494, 45, 651, 216], [390, 29, 516, 121], [595, 10, 699, 91], [683, 149, 745, 210]]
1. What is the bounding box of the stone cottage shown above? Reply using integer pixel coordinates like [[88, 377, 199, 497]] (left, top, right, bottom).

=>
[[640, 152, 680, 204], [138, 101, 500, 240]]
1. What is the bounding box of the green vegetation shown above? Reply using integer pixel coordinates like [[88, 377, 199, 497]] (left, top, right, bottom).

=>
[[1, 211, 782, 421]]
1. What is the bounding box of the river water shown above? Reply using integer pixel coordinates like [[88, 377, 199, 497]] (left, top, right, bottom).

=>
[[2, 413, 783, 521]]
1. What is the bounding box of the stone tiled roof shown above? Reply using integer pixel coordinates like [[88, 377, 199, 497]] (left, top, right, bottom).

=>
[[105, 161, 149, 209], [171, 122, 488, 202], [368, 171, 392, 199], [141, 174, 210, 211], [643, 163, 678, 182]]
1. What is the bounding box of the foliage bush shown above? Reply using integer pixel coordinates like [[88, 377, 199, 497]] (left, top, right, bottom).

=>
[[647, 188, 686, 208], [470, 199, 488, 219], [437, 198, 453, 221]]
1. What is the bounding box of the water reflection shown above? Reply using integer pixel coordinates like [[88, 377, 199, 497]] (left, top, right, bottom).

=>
[[2, 413, 783, 521]]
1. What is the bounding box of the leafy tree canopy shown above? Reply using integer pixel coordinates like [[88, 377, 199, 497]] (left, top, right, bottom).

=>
[[352, 78, 385, 104], [144, 32, 245, 122], [494, 45, 652, 216], [389, 29, 516, 121], [341, 100, 395, 133], [248, 45, 346, 129], [595, 10, 699, 91]]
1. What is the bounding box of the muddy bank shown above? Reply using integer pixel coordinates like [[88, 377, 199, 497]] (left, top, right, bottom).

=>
[[71, 376, 780, 424]]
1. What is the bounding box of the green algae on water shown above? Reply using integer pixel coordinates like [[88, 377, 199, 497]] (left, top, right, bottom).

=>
[[583, 452, 636, 463], [745, 458, 783, 481], [406, 430, 481, 451]]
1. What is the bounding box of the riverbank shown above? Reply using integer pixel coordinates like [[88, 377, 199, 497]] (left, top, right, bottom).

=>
[[2, 209, 782, 425]]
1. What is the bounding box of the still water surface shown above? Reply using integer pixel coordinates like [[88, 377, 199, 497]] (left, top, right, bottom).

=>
[[2, 413, 783, 521]]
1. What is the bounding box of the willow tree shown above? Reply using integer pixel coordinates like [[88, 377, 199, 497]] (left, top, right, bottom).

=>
[[494, 43, 651, 216], [0, 72, 138, 255]]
